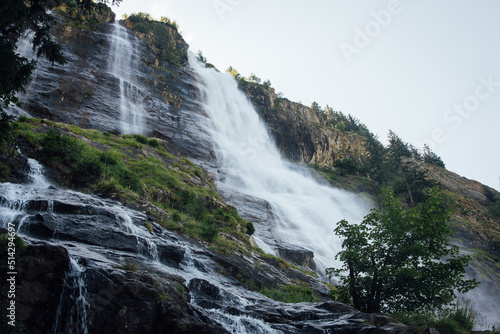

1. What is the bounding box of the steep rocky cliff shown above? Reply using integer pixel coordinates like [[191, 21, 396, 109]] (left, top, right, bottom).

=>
[[242, 83, 367, 167]]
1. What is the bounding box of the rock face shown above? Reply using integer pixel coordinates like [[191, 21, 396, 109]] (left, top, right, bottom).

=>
[[14, 10, 213, 160], [242, 83, 367, 167], [0, 179, 414, 334]]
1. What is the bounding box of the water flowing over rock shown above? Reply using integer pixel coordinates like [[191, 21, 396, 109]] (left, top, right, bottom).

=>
[[189, 58, 371, 274], [12, 15, 213, 160], [0, 159, 412, 333]]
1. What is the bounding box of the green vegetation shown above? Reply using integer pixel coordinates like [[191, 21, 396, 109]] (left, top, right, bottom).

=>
[[259, 284, 320, 303], [9, 117, 253, 252], [392, 298, 479, 334], [484, 186, 500, 219], [127, 12, 187, 66], [0, 0, 65, 109], [120, 260, 140, 271], [328, 187, 478, 314], [55, 1, 115, 31]]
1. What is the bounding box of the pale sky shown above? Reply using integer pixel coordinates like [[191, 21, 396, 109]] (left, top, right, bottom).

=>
[[113, 0, 500, 191]]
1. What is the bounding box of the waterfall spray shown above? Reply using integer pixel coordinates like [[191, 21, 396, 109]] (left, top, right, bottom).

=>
[[190, 57, 371, 273], [108, 22, 145, 135]]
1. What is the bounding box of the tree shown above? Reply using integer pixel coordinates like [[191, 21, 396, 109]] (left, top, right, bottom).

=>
[[327, 187, 478, 314], [0, 0, 66, 108], [77, 0, 122, 10], [422, 144, 445, 168]]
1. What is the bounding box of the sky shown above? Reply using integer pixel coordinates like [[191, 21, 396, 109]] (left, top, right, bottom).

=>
[[113, 0, 500, 191]]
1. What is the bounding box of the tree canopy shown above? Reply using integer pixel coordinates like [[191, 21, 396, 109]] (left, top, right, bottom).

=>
[[328, 187, 478, 314], [0, 0, 66, 107]]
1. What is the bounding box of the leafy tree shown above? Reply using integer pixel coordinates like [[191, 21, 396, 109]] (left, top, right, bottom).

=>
[[328, 187, 478, 314], [262, 79, 271, 89], [77, 0, 122, 10], [387, 130, 412, 164], [422, 144, 445, 168], [247, 73, 261, 84], [1, 0, 66, 108], [311, 101, 322, 113]]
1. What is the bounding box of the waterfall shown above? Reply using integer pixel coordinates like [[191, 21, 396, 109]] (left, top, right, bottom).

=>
[[190, 57, 371, 274], [0, 158, 51, 228], [108, 22, 145, 135], [53, 258, 90, 334]]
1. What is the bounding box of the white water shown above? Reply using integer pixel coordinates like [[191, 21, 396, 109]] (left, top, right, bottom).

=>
[[108, 22, 145, 135], [53, 257, 90, 334], [0, 158, 52, 228], [190, 57, 371, 274]]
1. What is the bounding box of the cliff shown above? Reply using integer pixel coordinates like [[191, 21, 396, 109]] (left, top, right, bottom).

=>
[[242, 83, 368, 167]]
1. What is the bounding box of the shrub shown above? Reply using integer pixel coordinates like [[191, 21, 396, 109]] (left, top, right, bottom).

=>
[[135, 134, 148, 144], [172, 211, 182, 222], [39, 129, 81, 162], [147, 138, 159, 147], [200, 214, 219, 242], [260, 284, 320, 303], [434, 318, 464, 334], [72, 156, 103, 186], [246, 221, 255, 235]]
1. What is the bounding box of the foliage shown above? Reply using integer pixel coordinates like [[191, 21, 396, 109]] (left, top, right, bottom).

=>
[[259, 284, 320, 303], [0, 0, 66, 107], [262, 80, 272, 89], [120, 260, 139, 271], [196, 50, 207, 64], [328, 187, 478, 314], [75, 0, 122, 10], [393, 297, 478, 334], [128, 12, 186, 66], [484, 186, 500, 219], [0, 111, 16, 148], [423, 144, 445, 168], [246, 221, 255, 235], [334, 158, 358, 176], [200, 214, 219, 242]]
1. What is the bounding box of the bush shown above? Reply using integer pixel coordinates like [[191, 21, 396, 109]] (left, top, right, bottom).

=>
[[147, 138, 159, 147], [334, 158, 358, 176], [200, 214, 219, 242], [39, 129, 82, 162], [135, 134, 148, 144], [434, 318, 465, 334], [172, 211, 182, 222], [246, 221, 255, 235], [72, 156, 103, 186]]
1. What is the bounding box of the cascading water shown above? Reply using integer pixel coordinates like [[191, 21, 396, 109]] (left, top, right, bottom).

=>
[[53, 258, 90, 334], [108, 21, 145, 135], [189, 57, 371, 274]]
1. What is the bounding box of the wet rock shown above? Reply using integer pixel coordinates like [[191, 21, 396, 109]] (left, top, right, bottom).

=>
[[276, 242, 317, 271], [0, 244, 70, 334]]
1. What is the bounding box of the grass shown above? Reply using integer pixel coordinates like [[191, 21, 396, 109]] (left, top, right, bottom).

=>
[[259, 284, 320, 303], [11, 117, 254, 252], [391, 297, 484, 334]]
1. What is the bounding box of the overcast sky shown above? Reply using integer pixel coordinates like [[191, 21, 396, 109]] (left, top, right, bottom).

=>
[[113, 0, 500, 191]]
